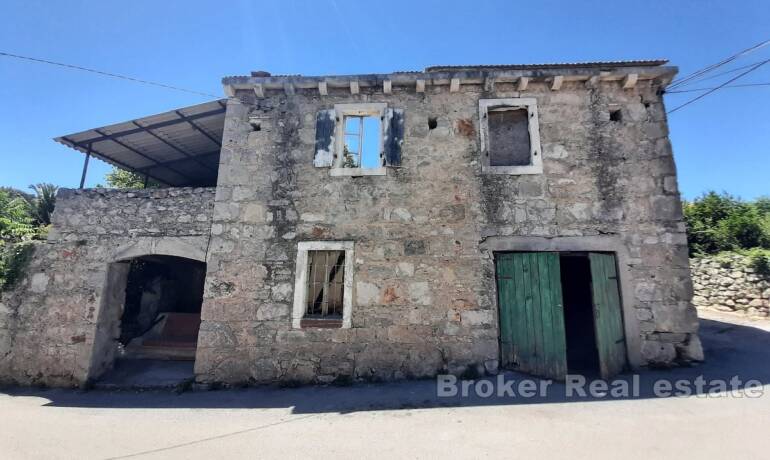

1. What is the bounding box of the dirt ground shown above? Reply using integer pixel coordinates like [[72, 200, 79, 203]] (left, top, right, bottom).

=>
[[2, 310, 769, 460]]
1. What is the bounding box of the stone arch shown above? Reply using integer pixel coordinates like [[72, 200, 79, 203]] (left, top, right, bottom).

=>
[[87, 236, 209, 382], [111, 236, 208, 263]]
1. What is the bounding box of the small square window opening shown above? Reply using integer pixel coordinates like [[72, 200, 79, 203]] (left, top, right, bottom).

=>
[[343, 116, 382, 169]]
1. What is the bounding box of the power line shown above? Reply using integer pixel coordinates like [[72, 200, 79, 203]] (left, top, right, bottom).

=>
[[667, 59, 770, 114], [0, 51, 219, 99], [673, 60, 768, 87], [668, 38, 770, 90], [666, 82, 770, 94]]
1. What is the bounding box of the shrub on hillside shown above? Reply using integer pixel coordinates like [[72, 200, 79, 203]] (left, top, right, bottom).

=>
[[684, 191, 770, 256]]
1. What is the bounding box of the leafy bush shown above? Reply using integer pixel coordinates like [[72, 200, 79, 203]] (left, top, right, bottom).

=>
[[684, 191, 770, 256], [0, 190, 36, 241], [745, 248, 770, 276], [0, 242, 35, 291]]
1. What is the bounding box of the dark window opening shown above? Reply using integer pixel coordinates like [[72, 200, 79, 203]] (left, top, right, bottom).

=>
[[560, 254, 601, 376], [119, 255, 205, 359], [428, 117, 438, 130], [609, 109, 623, 122], [487, 108, 531, 166], [305, 250, 345, 322], [343, 115, 381, 169]]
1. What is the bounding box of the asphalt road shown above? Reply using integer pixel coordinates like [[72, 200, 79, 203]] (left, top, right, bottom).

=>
[[2, 310, 769, 460]]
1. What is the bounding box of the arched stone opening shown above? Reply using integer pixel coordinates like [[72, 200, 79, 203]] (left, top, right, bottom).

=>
[[88, 254, 207, 384]]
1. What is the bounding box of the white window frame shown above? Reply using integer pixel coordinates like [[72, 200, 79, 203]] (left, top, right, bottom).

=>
[[330, 103, 388, 177], [292, 241, 355, 329], [479, 98, 543, 175]]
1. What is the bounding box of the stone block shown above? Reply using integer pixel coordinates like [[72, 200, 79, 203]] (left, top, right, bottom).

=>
[[460, 310, 494, 326], [356, 282, 379, 306], [404, 240, 427, 255], [641, 340, 676, 364]]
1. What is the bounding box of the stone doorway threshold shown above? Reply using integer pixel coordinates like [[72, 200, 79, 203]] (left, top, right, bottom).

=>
[[94, 359, 194, 390]]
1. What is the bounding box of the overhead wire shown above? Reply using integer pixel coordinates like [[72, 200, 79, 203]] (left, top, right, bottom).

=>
[[0, 51, 219, 99], [667, 58, 770, 113], [668, 39, 770, 90], [672, 60, 768, 86], [666, 82, 770, 94]]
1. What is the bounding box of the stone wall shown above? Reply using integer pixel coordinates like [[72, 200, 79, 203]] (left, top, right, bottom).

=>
[[691, 254, 770, 317], [194, 73, 699, 385], [0, 187, 215, 386]]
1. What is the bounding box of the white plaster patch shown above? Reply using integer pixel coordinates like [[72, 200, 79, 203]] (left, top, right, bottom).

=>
[[30, 273, 49, 293]]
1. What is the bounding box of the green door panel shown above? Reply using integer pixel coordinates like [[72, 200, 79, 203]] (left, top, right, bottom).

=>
[[496, 252, 567, 380], [589, 253, 628, 379]]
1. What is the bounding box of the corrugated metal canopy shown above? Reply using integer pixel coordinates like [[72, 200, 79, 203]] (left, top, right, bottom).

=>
[[55, 99, 227, 187]]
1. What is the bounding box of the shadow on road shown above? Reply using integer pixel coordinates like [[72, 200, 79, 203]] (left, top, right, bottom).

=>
[[3, 318, 769, 413]]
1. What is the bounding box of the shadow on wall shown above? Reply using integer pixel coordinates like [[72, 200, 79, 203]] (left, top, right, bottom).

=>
[[3, 318, 769, 413]]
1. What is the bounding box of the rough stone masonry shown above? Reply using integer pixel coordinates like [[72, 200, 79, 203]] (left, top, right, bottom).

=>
[[0, 62, 702, 387]]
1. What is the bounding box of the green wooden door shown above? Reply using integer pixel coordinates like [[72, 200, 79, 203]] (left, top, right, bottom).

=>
[[496, 252, 567, 380], [589, 253, 627, 379]]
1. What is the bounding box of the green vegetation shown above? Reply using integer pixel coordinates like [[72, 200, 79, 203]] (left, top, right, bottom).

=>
[[0, 242, 35, 290], [0, 189, 35, 241], [104, 167, 159, 189], [0, 183, 57, 241], [684, 191, 770, 275], [0, 184, 57, 291]]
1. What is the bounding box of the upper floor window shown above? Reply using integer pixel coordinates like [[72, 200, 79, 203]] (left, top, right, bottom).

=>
[[314, 103, 404, 176], [343, 114, 381, 169], [479, 98, 543, 175]]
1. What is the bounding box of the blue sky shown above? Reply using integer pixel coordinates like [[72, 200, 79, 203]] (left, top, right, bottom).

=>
[[1, 0, 768, 199]]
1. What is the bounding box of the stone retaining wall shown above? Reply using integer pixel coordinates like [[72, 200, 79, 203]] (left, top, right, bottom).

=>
[[691, 254, 770, 317]]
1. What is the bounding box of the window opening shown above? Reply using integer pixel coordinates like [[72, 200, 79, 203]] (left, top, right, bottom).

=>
[[305, 250, 346, 318], [343, 115, 381, 169], [488, 108, 531, 166]]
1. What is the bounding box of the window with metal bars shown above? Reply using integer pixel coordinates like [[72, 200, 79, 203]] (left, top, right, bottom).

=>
[[304, 250, 346, 319]]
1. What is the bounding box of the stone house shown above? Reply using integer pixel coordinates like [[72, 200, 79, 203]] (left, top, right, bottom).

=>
[[0, 61, 702, 387]]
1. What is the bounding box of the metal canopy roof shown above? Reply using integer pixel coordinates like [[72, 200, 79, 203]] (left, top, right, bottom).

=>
[[55, 99, 227, 187]]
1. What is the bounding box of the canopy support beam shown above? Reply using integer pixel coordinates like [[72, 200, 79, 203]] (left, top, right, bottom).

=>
[[79, 143, 91, 189]]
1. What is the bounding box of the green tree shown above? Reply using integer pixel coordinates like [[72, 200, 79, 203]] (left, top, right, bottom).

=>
[[104, 167, 158, 189], [28, 183, 58, 226], [0, 190, 35, 241], [753, 196, 770, 215], [684, 191, 770, 255]]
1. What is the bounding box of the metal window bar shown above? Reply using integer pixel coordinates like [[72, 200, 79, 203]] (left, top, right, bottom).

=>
[[305, 250, 346, 318], [344, 116, 365, 167]]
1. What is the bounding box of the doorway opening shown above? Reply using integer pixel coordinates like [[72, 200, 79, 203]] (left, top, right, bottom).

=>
[[119, 255, 205, 360], [560, 253, 600, 376], [91, 255, 206, 387], [495, 251, 627, 380]]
